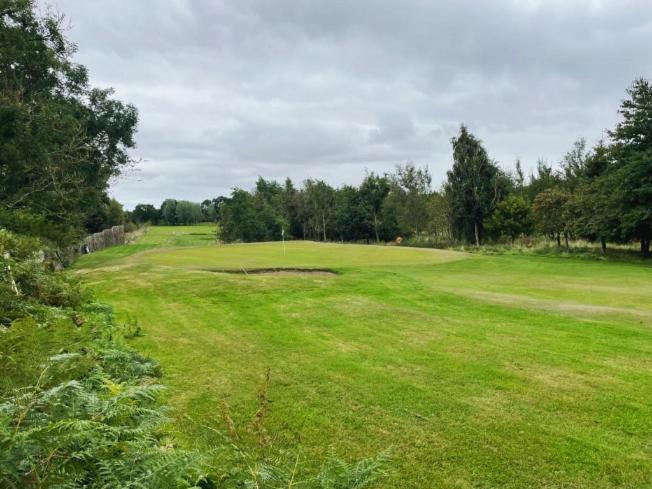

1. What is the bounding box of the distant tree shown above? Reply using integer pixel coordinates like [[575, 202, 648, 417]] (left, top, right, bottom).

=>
[[525, 160, 562, 202], [425, 191, 452, 241], [387, 163, 432, 238], [513, 159, 526, 197], [533, 188, 571, 248], [566, 142, 616, 253], [211, 196, 228, 222], [334, 186, 367, 241], [160, 199, 178, 225], [559, 138, 590, 191], [106, 198, 126, 226], [281, 178, 303, 239], [175, 201, 202, 224], [486, 195, 533, 244], [219, 189, 262, 242], [582, 140, 612, 180], [606, 78, 652, 257], [201, 199, 219, 222], [132, 204, 160, 224], [253, 177, 286, 240], [445, 125, 507, 245], [359, 172, 392, 242], [303, 179, 336, 241]]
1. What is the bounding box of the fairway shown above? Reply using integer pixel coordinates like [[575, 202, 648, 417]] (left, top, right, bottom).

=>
[[76, 226, 652, 488]]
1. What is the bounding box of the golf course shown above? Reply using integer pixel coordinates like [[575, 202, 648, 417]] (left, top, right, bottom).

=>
[[74, 225, 652, 488]]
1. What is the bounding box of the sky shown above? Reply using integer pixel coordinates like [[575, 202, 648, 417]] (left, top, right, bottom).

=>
[[49, 0, 652, 209]]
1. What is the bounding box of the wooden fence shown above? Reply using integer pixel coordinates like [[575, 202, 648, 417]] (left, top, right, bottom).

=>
[[78, 225, 125, 254]]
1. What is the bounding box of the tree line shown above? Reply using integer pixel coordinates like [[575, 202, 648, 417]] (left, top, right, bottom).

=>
[[139, 78, 648, 257]]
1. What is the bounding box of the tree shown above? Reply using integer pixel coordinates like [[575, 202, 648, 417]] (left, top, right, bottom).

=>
[[334, 186, 367, 241], [253, 177, 286, 240], [514, 159, 525, 197], [219, 189, 263, 242], [281, 178, 303, 239], [175, 201, 202, 224], [445, 125, 507, 245], [565, 142, 616, 253], [160, 199, 178, 225], [201, 199, 219, 222], [425, 191, 452, 241], [486, 195, 533, 244], [359, 172, 391, 242], [559, 138, 589, 191], [533, 188, 571, 248], [387, 163, 431, 238], [132, 204, 160, 224], [303, 179, 336, 241], [606, 78, 652, 257], [106, 198, 125, 226], [0, 1, 138, 245], [525, 160, 562, 202]]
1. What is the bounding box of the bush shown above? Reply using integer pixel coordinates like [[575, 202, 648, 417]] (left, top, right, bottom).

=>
[[0, 231, 209, 487]]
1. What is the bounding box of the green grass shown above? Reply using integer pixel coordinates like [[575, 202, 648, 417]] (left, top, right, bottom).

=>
[[72, 224, 217, 269], [75, 226, 652, 488]]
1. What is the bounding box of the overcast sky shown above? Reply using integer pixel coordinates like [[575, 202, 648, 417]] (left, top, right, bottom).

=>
[[50, 0, 652, 208]]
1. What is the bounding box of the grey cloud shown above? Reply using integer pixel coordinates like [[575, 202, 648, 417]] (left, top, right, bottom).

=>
[[49, 0, 652, 208]]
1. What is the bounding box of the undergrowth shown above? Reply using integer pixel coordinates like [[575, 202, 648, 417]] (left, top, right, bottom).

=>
[[0, 230, 389, 488]]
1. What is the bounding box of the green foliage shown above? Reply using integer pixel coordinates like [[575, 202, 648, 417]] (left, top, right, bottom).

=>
[[486, 195, 533, 244], [359, 172, 396, 242], [605, 78, 652, 257], [219, 189, 264, 242], [532, 187, 571, 247], [525, 160, 562, 202], [386, 163, 432, 238], [0, 0, 138, 245], [132, 204, 162, 225], [445, 125, 508, 245], [0, 231, 208, 488]]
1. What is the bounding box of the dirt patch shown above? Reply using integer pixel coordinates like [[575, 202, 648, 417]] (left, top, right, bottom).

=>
[[209, 267, 339, 276]]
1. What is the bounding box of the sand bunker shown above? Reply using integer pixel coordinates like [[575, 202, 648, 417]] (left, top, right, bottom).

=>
[[211, 267, 338, 276]]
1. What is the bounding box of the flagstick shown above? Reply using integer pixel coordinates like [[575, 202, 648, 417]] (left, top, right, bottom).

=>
[[282, 228, 286, 257]]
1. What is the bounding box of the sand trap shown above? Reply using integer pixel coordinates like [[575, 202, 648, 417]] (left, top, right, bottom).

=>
[[211, 267, 338, 276]]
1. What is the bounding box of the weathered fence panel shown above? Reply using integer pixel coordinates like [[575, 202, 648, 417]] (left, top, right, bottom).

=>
[[78, 225, 125, 254]]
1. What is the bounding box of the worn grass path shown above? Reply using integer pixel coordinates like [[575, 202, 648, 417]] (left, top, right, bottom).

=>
[[75, 226, 652, 488]]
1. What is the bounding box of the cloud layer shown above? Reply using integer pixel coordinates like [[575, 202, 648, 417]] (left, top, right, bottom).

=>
[[51, 0, 652, 207]]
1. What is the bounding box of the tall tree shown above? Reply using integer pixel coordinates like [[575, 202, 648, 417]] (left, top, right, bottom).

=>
[[303, 179, 336, 241], [606, 78, 652, 257], [334, 185, 367, 241], [175, 200, 202, 224], [533, 188, 571, 248], [160, 199, 178, 225], [559, 138, 589, 191], [359, 172, 391, 242], [445, 125, 506, 245], [567, 142, 616, 253], [0, 0, 138, 245], [387, 163, 431, 238], [219, 189, 263, 242]]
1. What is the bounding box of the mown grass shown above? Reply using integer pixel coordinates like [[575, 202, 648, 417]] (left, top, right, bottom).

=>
[[75, 226, 652, 488]]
